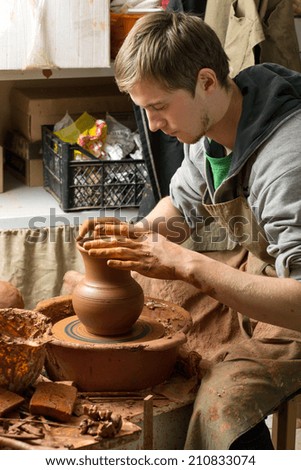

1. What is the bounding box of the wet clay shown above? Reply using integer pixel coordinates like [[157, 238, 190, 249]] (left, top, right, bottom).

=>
[[72, 239, 144, 335]]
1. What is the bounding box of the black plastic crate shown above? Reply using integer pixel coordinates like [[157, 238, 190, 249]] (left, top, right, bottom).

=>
[[42, 125, 147, 212]]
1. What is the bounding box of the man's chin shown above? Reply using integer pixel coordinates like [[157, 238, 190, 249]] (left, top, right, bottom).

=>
[[177, 135, 203, 145]]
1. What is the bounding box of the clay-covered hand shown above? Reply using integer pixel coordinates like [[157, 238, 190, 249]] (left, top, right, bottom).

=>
[[83, 231, 186, 280], [77, 217, 143, 241]]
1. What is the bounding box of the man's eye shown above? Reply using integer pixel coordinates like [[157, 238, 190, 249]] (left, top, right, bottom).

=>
[[152, 105, 165, 111]]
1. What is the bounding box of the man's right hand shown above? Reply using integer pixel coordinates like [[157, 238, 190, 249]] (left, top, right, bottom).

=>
[[76, 217, 146, 241]]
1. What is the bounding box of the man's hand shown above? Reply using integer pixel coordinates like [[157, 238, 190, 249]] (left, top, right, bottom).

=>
[[77, 217, 144, 241], [82, 231, 186, 280]]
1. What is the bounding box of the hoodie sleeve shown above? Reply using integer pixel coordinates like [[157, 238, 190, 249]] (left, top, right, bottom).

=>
[[248, 112, 301, 281]]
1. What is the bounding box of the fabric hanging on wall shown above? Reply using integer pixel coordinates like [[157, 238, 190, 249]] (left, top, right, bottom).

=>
[[259, 0, 301, 70], [0, 225, 84, 309], [205, 0, 301, 77]]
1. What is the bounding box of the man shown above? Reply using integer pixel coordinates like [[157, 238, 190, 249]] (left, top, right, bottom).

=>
[[78, 11, 301, 449]]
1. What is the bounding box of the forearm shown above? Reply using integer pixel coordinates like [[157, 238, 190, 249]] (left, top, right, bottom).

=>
[[180, 251, 301, 332], [135, 196, 191, 243]]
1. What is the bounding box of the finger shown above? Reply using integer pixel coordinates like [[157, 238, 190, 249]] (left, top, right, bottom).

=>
[[83, 237, 140, 250], [77, 218, 97, 240], [107, 260, 141, 270], [94, 223, 151, 240], [94, 223, 130, 237], [93, 225, 106, 236], [128, 226, 152, 240], [77, 217, 121, 240], [87, 247, 141, 259], [77, 217, 107, 240], [107, 259, 153, 276]]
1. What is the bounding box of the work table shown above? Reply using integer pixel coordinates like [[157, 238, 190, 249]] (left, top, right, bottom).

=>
[[0, 374, 196, 450]]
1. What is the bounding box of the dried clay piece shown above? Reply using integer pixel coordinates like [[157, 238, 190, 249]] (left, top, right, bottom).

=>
[[0, 388, 25, 416], [29, 382, 77, 423], [79, 404, 122, 439]]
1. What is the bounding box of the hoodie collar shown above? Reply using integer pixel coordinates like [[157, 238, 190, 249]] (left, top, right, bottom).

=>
[[228, 63, 301, 176]]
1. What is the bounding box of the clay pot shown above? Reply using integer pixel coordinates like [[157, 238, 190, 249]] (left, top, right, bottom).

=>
[[72, 238, 144, 335]]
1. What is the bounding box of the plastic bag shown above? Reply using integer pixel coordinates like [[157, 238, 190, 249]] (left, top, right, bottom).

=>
[[54, 112, 97, 145], [53, 112, 74, 132], [104, 113, 136, 160]]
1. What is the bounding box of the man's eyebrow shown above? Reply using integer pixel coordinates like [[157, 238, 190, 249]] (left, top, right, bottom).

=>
[[143, 101, 164, 109]]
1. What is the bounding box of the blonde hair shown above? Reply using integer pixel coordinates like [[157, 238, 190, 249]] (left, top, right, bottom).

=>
[[115, 11, 230, 95]]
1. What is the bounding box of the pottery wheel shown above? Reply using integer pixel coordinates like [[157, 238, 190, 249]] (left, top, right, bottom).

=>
[[51, 314, 165, 345]]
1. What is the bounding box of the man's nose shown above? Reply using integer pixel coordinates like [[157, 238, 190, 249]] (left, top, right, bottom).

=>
[[146, 110, 165, 132]]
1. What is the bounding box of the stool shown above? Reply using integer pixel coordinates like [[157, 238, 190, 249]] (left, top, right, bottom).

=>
[[272, 393, 301, 449]]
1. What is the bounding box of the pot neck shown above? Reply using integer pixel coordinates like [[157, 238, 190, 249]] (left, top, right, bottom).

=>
[[80, 250, 130, 284]]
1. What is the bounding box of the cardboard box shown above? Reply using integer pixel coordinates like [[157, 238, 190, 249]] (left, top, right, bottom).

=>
[[4, 149, 43, 187], [0, 0, 110, 70], [5, 130, 42, 160], [10, 85, 133, 142]]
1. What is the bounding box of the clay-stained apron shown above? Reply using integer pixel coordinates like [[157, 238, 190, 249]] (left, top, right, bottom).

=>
[[184, 195, 301, 450]]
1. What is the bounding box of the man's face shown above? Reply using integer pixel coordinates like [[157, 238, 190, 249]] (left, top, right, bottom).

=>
[[130, 79, 212, 145]]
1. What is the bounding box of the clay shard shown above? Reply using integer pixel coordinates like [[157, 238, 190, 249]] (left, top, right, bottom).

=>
[[0, 388, 25, 416], [29, 382, 77, 423], [79, 404, 122, 439]]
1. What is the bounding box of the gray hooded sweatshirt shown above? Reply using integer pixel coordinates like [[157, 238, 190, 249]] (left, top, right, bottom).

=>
[[170, 63, 301, 280]]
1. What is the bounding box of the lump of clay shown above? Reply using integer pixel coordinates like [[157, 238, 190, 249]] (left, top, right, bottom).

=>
[[0, 281, 24, 308]]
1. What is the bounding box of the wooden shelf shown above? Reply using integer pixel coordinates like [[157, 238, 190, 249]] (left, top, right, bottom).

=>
[[0, 65, 115, 81]]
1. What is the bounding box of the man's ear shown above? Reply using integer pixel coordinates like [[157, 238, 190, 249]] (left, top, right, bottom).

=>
[[197, 68, 217, 91]]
